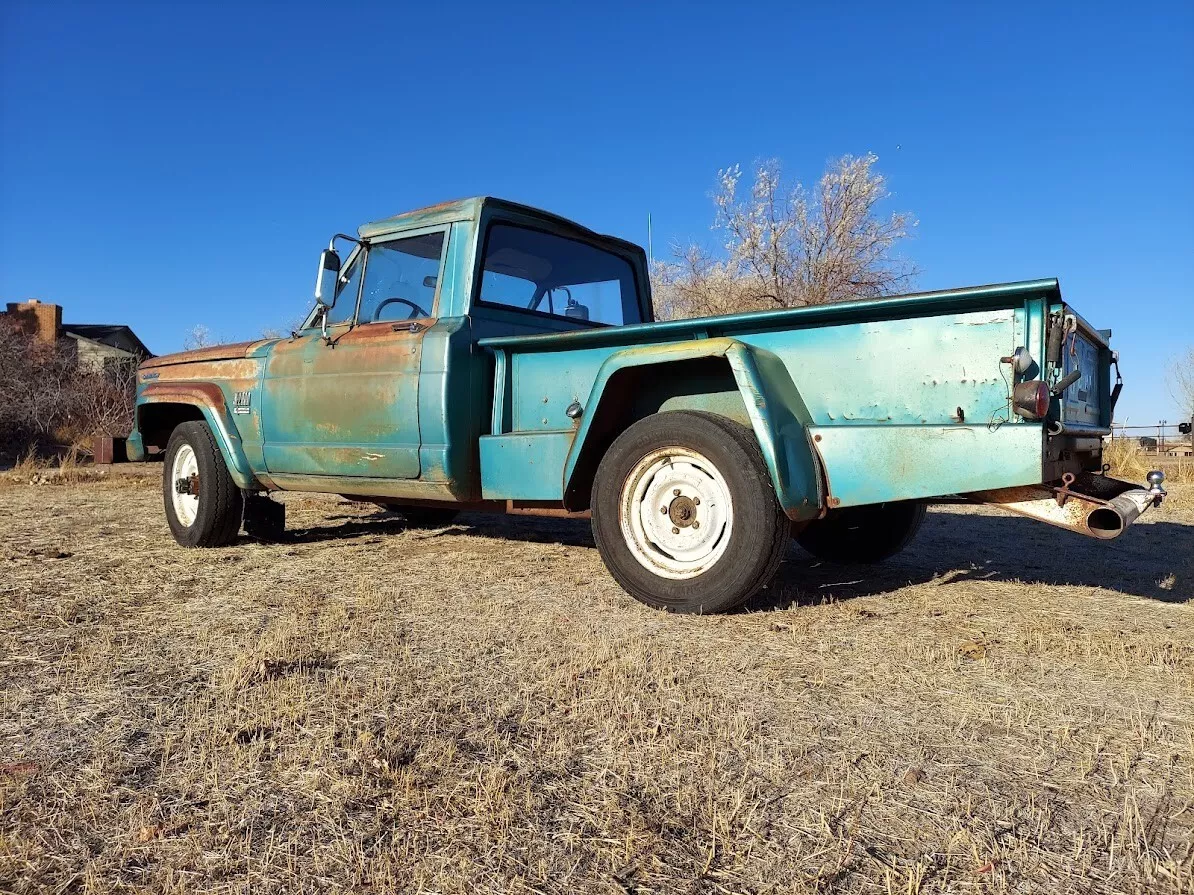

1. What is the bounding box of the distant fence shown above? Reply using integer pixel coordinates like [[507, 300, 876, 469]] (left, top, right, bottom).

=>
[[1109, 423, 1194, 457]]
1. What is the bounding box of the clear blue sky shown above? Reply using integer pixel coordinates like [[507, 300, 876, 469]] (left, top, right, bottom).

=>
[[2, 0, 1191, 425]]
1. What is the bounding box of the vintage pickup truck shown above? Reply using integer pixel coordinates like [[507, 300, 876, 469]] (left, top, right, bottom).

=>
[[129, 197, 1165, 613]]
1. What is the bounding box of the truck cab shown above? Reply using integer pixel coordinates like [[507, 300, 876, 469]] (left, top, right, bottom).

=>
[[274, 198, 652, 496], [129, 197, 1165, 614]]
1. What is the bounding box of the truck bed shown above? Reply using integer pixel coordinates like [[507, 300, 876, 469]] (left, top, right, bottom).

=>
[[478, 279, 1098, 515]]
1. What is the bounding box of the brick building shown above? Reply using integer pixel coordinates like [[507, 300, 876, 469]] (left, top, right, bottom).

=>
[[2, 299, 152, 372]]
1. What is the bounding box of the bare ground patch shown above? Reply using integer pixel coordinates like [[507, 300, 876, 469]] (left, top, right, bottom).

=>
[[1, 481, 1192, 894]]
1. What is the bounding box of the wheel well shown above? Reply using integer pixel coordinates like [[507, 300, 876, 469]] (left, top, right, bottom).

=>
[[563, 356, 749, 510], [139, 403, 206, 453]]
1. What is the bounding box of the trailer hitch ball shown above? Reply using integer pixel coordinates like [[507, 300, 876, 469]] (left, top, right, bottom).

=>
[[1146, 470, 1166, 504]]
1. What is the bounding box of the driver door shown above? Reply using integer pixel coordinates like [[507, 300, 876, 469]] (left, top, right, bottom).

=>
[[261, 228, 446, 479]]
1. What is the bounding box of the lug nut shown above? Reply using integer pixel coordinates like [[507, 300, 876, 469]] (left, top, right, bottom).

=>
[[693, 497, 700, 506], [673, 489, 681, 496], [692, 521, 700, 529], [660, 506, 668, 514], [671, 527, 680, 534]]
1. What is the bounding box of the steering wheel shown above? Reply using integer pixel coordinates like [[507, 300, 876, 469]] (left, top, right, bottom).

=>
[[372, 297, 429, 322]]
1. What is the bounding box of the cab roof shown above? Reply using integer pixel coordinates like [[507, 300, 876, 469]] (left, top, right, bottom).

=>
[[357, 197, 643, 257]]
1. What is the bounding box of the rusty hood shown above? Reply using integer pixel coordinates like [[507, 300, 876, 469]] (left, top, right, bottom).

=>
[[140, 340, 267, 370]]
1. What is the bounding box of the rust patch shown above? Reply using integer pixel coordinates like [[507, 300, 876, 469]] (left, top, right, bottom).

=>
[[507, 501, 591, 519], [381, 199, 460, 220], [147, 358, 260, 381], [334, 320, 437, 346], [141, 340, 264, 369], [968, 473, 1156, 540], [668, 495, 697, 528], [142, 381, 227, 409]]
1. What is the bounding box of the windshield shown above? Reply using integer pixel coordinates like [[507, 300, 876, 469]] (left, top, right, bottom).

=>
[[476, 223, 639, 326]]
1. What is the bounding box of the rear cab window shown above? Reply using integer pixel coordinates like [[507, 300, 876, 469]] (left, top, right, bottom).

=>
[[474, 223, 642, 327]]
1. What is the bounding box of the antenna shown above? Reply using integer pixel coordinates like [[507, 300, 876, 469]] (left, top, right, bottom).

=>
[[647, 213, 654, 265]]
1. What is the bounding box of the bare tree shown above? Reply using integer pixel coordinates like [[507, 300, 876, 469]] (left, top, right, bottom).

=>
[[0, 318, 76, 450], [1169, 347, 1194, 420], [0, 319, 136, 461], [183, 324, 215, 351], [70, 363, 137, 440], [655, 154, 917, 319], [261, 316, 306, 340]]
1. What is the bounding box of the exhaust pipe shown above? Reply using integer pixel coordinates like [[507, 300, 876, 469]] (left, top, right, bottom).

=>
[[1085, 489, 1153, 539], [967, 472, 1164, 540]]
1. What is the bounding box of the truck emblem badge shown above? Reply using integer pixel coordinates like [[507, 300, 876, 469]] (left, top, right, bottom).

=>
[[232, 391, 252, 414]]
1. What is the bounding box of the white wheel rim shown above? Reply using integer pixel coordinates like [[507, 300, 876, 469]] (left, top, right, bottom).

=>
[[171, 444, 200, 527], [619, 446, 734, 580]]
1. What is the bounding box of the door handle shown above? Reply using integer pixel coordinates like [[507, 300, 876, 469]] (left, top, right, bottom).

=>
[[394, 321, 424, 333]]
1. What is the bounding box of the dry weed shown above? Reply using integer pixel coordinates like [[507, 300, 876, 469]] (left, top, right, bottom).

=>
[[1, 481, 1192, 893], [0, 454, 158, 491], [1105, 437, 1194, 485]]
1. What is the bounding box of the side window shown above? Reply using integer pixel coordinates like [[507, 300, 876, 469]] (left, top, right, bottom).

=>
[[325, 252, 363, 326], [476, 223, 639, 326], [357, 231, 445, 324]]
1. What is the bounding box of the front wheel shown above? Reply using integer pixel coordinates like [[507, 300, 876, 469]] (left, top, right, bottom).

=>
[[591, 411, 789, 614], [163, 421, 244, 547]]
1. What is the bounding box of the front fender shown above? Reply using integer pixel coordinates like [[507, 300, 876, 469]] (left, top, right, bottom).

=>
[[136, 382, 258, 489], [561, 338, 824, 520]]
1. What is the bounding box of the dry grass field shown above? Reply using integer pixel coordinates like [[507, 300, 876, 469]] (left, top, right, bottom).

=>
[[2, 473, 1192, 894]]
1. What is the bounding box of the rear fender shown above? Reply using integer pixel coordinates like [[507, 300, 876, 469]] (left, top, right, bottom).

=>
[[136, 382, 258, 489], [561, 338, 823, 520]]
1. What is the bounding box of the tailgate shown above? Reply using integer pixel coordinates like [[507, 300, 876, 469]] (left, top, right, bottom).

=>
[[1051, 306, 1113, 434]]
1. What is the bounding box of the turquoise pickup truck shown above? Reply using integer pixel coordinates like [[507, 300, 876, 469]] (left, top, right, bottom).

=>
[[129, 197, 1165, 613]]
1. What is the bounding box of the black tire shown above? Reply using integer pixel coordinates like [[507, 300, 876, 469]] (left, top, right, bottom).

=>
[[163, 421, 244, 548], [376, 503, 459, 528], [795, 500, 925, 564], [591, 411, 789, 614]]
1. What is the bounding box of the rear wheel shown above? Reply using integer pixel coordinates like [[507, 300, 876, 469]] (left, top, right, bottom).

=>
[[794, 500, 925, 564], [591, 411, 788, 614], [163, 421, 243, 547]]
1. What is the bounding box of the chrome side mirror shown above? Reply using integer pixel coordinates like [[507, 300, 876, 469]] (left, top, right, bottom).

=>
[[314, 248, 341, 308], [313, 247, 341, 344]]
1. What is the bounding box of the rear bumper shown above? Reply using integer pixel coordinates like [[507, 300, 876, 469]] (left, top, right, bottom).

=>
[[966, 472, 1162, 540]]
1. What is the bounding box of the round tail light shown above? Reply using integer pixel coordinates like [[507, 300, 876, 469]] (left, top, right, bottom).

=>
[[1013, 381, 1050, 420]]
